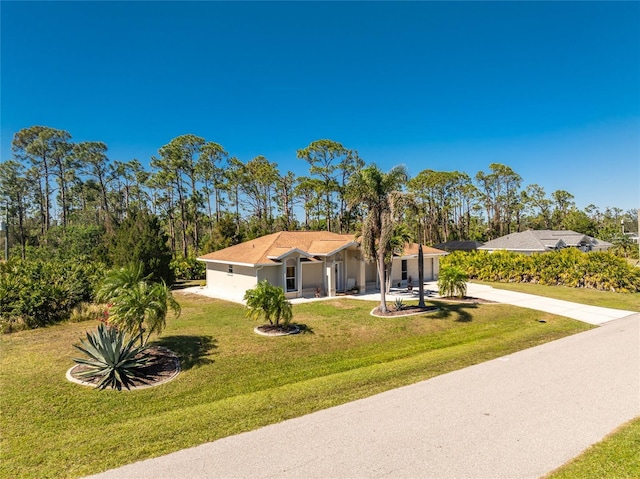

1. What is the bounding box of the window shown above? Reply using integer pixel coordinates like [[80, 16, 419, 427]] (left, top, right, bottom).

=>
[[286, 260, 297, 292], [228, 265, 233, 275], [401, 260, 408, 281]]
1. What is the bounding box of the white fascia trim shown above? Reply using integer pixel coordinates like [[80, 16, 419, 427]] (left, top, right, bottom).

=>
[[267, 248, 313, 261], [198, 259, 279, 268]]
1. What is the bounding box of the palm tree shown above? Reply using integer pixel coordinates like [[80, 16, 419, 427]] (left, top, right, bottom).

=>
[[346, 164, 408, 313], [97, 263, 180, 345], [437, 265, 468, 298], [244, 280, 293, 327]]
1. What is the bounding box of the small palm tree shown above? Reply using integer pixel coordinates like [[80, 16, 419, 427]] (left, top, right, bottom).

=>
[[438, 266, 469, 298], [97, 263, 180, 346], [244, 280, 293, 327]]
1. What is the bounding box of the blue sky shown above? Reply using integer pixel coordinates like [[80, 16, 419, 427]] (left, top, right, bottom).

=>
[[2, 1, 639, 210]]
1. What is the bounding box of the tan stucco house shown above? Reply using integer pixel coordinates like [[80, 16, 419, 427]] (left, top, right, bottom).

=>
[[197, 231, 447, 300]]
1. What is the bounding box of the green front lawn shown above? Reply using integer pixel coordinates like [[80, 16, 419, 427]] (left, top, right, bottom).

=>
[[1, 295, 592, 478]]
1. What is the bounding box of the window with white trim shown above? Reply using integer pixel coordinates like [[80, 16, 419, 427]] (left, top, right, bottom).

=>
[[286, 259, 297, 292]]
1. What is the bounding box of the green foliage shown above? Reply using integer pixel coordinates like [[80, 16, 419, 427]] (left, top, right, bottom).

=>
[[97, 263, 181, 345], [443, 249, 640, 293], [69, 302, 108, 323], [108, 209, 174, 285], [438, 266, 469, 298], [393, 297, 405, 311], [243, 280, 293, 327], [0, 259, 102, 332], [170, 256, 206, 281], [73, 323, 154, 390]]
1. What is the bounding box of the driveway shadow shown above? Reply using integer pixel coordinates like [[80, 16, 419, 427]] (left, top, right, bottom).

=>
[[431, 302, 478, 322], [155, 335, 217, 369]]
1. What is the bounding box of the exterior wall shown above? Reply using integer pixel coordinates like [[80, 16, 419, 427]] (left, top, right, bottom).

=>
[[365, 261, 377, 282], [301, 262, 324, 290], [390, 256, 440, 284], [206, 262, 258, 299], [257, 265, 282, 288]]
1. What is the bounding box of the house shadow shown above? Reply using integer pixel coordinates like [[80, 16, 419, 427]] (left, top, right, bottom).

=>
[[155, 335, 217, 369], [430, 301, 478, 323]]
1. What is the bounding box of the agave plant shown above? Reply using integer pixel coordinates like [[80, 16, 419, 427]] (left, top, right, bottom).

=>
[[73, 323, 155, 390], [393, 297, 405, 311]]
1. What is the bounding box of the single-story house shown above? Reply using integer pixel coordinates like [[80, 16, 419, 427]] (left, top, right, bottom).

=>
[[197, 231, 447, 300], [478, 230, 612, 254]]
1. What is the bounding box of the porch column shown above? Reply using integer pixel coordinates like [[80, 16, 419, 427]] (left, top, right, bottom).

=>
[[358, 258, 366, 293], [326, 263, 335, 297]]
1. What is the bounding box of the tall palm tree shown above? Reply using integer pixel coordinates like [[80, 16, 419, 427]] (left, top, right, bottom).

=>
[[346, 165, 408, 313], [97, 263, 180, 345]]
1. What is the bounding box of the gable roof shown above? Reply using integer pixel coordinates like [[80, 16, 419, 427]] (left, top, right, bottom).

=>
[[479, 230, 609, 252], [399, 243, 448, 257], [198, 231, 358, 266], [433, 240, 484, 252]]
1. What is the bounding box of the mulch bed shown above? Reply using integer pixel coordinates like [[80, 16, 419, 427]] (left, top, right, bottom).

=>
[[438, 296, 495, 304], [68, 346, 180, 390], [254, 324, 300, 336], [372, 305, 439, 317]]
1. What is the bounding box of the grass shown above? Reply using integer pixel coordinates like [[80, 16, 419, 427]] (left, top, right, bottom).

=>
[[545, 416, 640, 479], [0, 294, 593, 478], [478, 281, 640, 311]]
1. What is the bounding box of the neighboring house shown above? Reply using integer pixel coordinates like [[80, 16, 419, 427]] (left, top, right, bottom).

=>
[[197, 231, 447, 300], [478, 230, 612, 254], [433, 240, 484, 252]]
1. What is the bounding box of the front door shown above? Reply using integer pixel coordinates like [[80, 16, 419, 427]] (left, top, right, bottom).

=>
[[335, 262, 344, 292]]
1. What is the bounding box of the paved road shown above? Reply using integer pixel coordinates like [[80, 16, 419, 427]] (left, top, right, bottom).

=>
[[87, 312, 639, 479]]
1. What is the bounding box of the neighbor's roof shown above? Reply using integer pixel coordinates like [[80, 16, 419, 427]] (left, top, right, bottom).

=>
[[399, 243, 448, 257], [433, 240, 484, 251], [197, 231, 358, 266], [478, 230, 609, 252]]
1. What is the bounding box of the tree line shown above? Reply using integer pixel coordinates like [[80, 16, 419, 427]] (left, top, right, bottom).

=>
[[1, 125, 638, 263]]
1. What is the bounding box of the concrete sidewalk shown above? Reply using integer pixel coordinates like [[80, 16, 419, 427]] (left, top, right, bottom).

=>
[[87, 313, 639, 479]]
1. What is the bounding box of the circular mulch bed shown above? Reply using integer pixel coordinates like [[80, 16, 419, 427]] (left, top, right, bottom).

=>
[[254, 324, 300, 336], [66, 346, 180, 390], [371, 305, 439, 317]]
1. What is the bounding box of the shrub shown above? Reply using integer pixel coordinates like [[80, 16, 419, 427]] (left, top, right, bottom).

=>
[[438, 266, 468, 298], [0, 259, 102, 331], [69, 302, 108, 323], [244, 280, 293, 327], [441, 249, 640, 293], [73, 323, 155, 390], [170, 256, 206, 281]]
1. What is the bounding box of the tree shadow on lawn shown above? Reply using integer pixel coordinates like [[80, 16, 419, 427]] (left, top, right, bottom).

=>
[[295, 323, 314, 334], [430, 301, 478, 323], [155, 335, 217, 369]]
